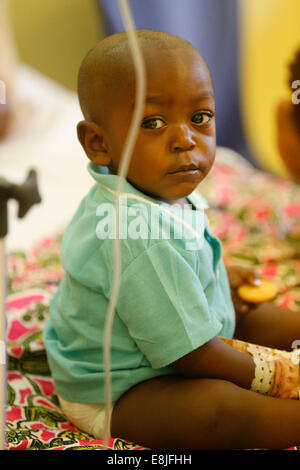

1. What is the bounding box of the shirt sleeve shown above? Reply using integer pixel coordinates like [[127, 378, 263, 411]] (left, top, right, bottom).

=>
[[117, 241, 223, 369]]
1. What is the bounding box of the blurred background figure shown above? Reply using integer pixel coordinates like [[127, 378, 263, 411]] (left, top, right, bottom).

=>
[[239, 0, 300, 176], [276, 49, 300, 183], [99, 0, 256, 165]]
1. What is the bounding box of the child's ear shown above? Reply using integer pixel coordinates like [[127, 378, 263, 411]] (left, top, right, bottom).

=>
[[77, 120, 111, 166]]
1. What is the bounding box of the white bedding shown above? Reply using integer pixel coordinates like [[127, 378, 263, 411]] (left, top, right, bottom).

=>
[[0, 65, 94, 252]]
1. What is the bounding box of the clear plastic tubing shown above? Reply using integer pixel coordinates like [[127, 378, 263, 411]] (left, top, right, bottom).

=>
[[102, 0, 146, 448]]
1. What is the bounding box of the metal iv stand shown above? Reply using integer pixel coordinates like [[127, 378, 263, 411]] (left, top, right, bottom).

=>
[[0, 169, 41, 450]]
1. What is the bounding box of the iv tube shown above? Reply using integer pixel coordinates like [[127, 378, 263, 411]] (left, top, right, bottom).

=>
[[102, 0, 146, 447]]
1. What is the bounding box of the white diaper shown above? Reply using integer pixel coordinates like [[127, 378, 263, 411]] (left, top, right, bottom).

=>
[[58, 395, 115, 440]]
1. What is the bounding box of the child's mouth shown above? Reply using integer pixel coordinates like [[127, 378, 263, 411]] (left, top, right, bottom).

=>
[[168, 163, 200, 175], [168, 169, 200, 177]]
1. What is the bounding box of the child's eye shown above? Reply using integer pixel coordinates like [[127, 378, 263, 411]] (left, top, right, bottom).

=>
[[191, 112, 212, 126], [141, 117, 165, 129]]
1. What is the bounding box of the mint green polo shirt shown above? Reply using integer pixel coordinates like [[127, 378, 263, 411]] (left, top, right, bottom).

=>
[[43, 162, 235, 403]]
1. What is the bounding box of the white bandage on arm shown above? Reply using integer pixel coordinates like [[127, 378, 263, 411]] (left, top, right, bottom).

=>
[[250, 355, 275, 395], [219, 337, 300, 399]]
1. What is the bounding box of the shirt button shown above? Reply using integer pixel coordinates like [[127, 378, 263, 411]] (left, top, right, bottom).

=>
[[216, 268, 220, 279]]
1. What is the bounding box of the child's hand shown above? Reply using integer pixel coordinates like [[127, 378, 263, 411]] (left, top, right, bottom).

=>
[[225, 265, 261, 323], [226, 265, 261, 290]]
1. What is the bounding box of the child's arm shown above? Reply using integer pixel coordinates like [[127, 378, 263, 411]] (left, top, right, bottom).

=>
[[172, 328, 300, 400], [171, 335, 256, 389], [171, 332, 300, 401]]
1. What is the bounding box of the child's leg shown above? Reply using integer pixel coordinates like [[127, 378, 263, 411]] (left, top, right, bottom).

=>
[[235, 302, 300, 350], [111, 375, 300, 450]]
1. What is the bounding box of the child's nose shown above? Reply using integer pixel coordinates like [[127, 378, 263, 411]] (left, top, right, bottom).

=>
[[169, 124, 196, 152]]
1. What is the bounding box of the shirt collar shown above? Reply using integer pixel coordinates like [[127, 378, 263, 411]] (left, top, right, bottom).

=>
[[87, 162, 209, 211]]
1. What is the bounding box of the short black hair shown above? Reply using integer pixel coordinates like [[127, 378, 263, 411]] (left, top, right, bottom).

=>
[[77, 29, 206, 124]]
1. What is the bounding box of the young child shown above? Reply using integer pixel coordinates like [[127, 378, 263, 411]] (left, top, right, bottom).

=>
[[44, 30, 300, 450]]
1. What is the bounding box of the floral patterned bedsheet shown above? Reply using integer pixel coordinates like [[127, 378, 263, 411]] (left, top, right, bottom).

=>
[[5, 154, 300, 450]]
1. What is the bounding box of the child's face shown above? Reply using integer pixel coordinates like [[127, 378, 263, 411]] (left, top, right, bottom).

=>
[[105, 48, 215, 201]]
